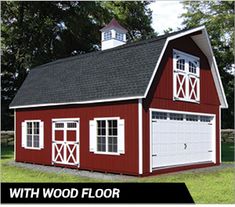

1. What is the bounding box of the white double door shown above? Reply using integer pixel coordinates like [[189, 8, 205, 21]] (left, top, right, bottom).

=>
[[152, 111, 215, 169], [52, 119, 79, 166]]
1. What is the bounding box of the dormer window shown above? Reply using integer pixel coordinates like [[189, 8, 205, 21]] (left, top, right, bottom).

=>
[[116, 32, 123, 41], [104, 31, 112, 41], [173, 49, 200, 103]]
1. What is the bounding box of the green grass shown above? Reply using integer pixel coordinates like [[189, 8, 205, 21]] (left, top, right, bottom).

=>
[[1, 144, 234, 204]]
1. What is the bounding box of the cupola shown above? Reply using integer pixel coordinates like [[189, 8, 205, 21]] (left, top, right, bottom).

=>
[[100, 18, 127, 51]]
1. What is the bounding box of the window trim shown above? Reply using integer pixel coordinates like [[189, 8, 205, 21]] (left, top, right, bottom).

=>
[[94, 117, 120, 155], [173, 49, 200, 103], [23, 119, 43, 150]]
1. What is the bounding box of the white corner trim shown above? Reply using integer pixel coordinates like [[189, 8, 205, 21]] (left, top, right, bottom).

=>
[[10, 96, 143, 109], [14, 109, 16, 161], [149, 108, 153, 173], [219, 106, 222, 163], [138, 99, 143, 175]]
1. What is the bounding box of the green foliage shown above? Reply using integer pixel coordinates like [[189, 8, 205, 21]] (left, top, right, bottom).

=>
[[181, 1, 234, 128], [1, 1, 154, 130], [222, 142, 235, 162]]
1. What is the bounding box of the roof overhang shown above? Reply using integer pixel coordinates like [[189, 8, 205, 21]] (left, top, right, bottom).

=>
[[144, 26, 228, 108]]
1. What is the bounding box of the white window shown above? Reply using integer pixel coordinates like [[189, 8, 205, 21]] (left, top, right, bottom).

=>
[[186, 115, 198, 122], [104, 31, 112, 40], [173, 49, 200, 103], [89, 118, 125, 155], [21, 120, 44, 149], [152, 112, 167, 120], [169, 113, 184, 121], [116, 32, 123, 41]]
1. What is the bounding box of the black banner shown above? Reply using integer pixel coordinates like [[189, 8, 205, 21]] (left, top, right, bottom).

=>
[[1, 183, 194, 204]]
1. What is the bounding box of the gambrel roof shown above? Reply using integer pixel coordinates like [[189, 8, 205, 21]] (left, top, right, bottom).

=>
[[10, 26, 228, 109]]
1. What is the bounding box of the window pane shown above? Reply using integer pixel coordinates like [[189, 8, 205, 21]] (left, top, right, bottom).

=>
[[34, 122, 39, 134], [27, 135, 32, 147], [152, 112, 167, 120], [169, 113, 183, 121], [176, 59, 185, 70], [116, 32, 123, 41], [104, 31, 112, 40], [108, 120, 118, 136], [33, 135, 39, 148], [108, 136, 117, 153], [97, 136, 106, 152], [200, 116, 212, 122], [189, 61, 197, 74], [67, 122, 76, 128], [186, 115, 198, 121], [97, 120, 106, 136], [55, 123, 64, 128], [27, 122, 32, 134]]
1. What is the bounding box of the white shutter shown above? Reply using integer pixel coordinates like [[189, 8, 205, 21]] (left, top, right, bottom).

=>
[[39, 121, 44, 149], [21, 121, 26, 148], [89, 120, 96, 152], [118, 119, 125, 154]]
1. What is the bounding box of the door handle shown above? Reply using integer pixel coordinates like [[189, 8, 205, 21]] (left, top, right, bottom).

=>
[[184, 143, 187, 150], [152, 154, 157, 157]]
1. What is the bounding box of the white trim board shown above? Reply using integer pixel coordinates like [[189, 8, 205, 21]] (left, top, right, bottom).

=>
[[10, 96, 142, 109], [138, 99, 143, 175], [10, 26, 227, 109]]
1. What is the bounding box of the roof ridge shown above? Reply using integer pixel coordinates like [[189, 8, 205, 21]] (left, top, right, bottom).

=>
[[32, 27, 194, 70]]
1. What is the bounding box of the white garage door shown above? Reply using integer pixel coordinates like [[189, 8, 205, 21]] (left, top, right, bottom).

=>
[[151, 110, 215, 169]]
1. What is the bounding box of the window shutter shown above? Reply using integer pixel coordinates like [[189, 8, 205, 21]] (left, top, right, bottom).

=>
[[21, 121, 26, 148], [118, 119, 125, 154], [89, 120, 96, 152], [39, 121, 44, 149]]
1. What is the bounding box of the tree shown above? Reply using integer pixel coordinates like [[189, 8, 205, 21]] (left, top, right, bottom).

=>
[[1, 1, 154, 130], [181, 1, 234, 129]]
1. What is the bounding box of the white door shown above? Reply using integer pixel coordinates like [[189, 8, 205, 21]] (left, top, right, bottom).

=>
[[151, 111, 215, 169], [52, 119, 79, 166]]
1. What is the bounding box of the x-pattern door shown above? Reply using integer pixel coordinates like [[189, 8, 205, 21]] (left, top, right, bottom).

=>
[[174, 71, 187, 99], [188, 75, 199, 101], [52, 119, 79, 166]]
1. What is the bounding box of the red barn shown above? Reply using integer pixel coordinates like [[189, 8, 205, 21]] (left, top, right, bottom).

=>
[[10, 20, 227, 176]]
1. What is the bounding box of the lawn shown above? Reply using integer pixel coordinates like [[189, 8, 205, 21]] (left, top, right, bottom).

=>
[[1, 143, 234, 204]]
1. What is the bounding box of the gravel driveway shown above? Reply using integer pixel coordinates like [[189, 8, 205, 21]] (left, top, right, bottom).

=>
[[7, 161, 234, 181]]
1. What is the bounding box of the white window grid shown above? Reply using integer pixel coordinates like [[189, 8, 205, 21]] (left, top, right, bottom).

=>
[[116, 32, 123, 41], [96, 119, 118, 153], [104, 31, 112, 40], [26, 121, 40, 148], [152, 112, 212, 123]]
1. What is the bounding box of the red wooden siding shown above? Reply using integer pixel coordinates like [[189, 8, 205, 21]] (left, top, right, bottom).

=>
[[142, 36, 220, 175], [16, 100, 139, 175]]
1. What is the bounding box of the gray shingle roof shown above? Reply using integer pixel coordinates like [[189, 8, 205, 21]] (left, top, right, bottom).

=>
[[10, 31, 182, 108]]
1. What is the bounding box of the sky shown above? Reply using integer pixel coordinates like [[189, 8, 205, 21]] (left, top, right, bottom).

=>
[[148, 1, 186, 34]]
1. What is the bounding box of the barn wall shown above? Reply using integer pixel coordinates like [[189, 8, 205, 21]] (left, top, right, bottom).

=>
[[142, 36, 220, 175], [16, 100, 139, 175]]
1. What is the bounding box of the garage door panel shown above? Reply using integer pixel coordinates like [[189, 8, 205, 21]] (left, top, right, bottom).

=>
[[152, 111, 215, 169]]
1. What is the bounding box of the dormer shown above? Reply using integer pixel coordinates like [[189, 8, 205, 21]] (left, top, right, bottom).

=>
[[100, 18, 127, 51]]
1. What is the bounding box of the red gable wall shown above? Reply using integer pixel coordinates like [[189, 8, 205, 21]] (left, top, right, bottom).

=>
[[142, 36, 220, 175]]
